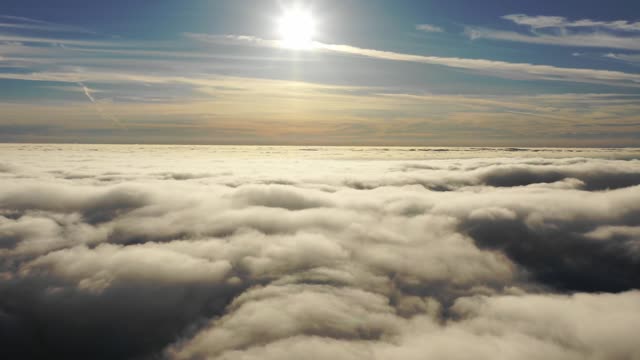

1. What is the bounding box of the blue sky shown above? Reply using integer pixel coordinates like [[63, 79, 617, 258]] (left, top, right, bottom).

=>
[[0, 0, 639, 145]]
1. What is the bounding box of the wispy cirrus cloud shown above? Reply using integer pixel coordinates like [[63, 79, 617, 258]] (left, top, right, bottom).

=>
[[605, 53, 640, 64], [1, 13, 639, 146], [467, 14, 640, 51], [4, 30, 639, 89], [314, 42, 640, 86], [0, 15, 96, 34], [502, 14, 640, 32], [465, 27, 640, 51], [416, 24, 444, 33], [187, 33, 640, 88], [2, 85, 639, 146], [183, 33, 280, 49], [1, 15, 639, 93]]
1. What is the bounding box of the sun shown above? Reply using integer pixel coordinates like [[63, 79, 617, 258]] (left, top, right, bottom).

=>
[[278, 8, 316, 50]]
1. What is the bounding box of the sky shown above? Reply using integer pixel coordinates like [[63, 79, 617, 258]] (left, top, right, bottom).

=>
[[0, 0, 639, 146]]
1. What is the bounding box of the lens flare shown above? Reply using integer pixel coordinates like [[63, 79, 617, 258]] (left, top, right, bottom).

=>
[[278, 8, 316, 49]]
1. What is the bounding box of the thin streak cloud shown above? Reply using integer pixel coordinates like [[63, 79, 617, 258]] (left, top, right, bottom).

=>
[[188, 33, 640, 87], [77, 82, 126, 130], [416, 24, 444, 33], [502, 14, 640, 32], [467, 14, 640, 50], [314, 42, 640, 85], [465, 27, 640, 51]]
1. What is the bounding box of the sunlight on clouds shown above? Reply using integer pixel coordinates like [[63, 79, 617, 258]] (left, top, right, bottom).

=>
[[0, 7, 638, 147]]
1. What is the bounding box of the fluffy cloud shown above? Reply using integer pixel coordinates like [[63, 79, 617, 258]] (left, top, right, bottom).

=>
[[1, 145, 640, 359]]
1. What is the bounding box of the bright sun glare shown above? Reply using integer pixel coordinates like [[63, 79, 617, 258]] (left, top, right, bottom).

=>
[[278, 8, 316, 50]]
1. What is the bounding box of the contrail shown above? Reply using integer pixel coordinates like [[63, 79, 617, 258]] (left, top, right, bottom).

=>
[[79, 82, 97, 102], [77, 81, 126, 130]]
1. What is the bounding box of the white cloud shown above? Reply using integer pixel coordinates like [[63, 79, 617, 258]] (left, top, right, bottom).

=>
[[314, 42, 640, 86], [0, 15, 96, 34], [1, 146, 640, 358], [466, 27, 640, 51], [416, 24, 444, 33], [186, 33, 640, 87], [605, 52, 640, 64], [503, 14, 640, 32], [467, 14, 640, 51]]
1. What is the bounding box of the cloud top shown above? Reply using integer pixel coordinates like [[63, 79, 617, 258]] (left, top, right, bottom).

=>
[[1, 146, 640, 359]]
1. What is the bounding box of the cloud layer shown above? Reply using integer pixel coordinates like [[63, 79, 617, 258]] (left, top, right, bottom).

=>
[[1, 145, 640, 359]]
